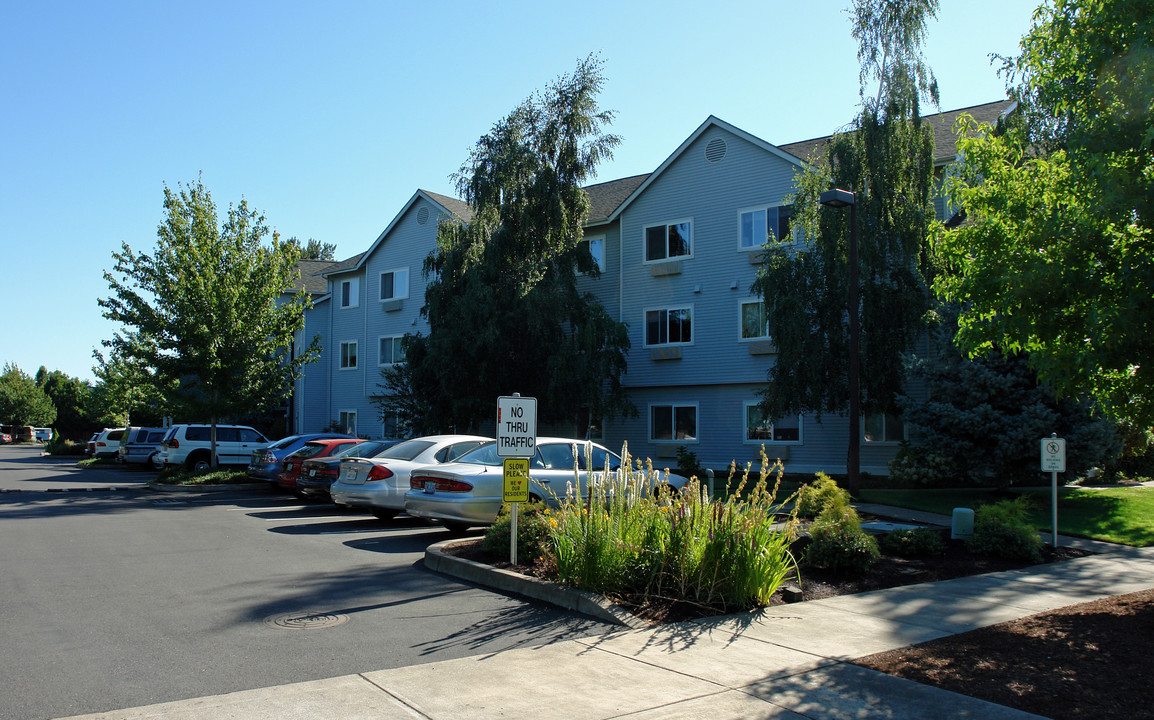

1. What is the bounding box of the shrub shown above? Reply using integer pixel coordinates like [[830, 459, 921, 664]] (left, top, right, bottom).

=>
[[966, 496, 1043, 562], [880, 527, 947, 557], [795, 472, 849, 517], [675, 445, 703, 480], [47, 437, 87, 456], [888, 446, 956, 487], [804, 500, 879, 575], [482, 502, 553, 565]]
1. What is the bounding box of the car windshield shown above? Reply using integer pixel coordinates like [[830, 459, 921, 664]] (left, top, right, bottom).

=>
[[332, 441, 372, 458], [268, 435, 304, 450], [454, 442, 502, 466], [377, 439, 435, 462], [288, 442, 328, 459]]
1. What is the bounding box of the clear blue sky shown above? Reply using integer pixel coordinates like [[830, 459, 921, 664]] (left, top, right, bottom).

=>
[[1, 0, 1041, 383]]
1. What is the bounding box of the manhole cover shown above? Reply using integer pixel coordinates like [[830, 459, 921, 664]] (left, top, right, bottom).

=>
[[264, 610, 349, 630]]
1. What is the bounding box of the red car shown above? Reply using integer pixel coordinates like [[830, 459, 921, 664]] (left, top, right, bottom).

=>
[[277, 438, 363, 492]]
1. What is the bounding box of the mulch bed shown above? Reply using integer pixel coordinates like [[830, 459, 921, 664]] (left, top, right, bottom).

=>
[[441, 526, 1151, 719], [855, 588, 1154, 720]]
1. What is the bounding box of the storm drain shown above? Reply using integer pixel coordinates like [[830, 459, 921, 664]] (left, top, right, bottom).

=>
[[264, 610, 349, 630]]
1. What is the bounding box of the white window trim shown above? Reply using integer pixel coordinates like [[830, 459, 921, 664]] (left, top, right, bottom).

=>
[[737, 203, 798, 251], [863, 412, 908, 444], [738, 299, 770, 341], [581, 235, 605, 274], [379, 267, 410, 302], [643, 304, 694, 348], [648, 402, 700, 444], [642, 218, 694, 264], [339, 340, 358, 370], [378, 335, 405, 367], [339, 278, 360, 308], [743, 402, 803, 445]]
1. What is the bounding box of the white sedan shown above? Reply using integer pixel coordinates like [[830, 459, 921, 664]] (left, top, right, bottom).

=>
[[404, 437, 690, 533], [330, 435, 490, 520]]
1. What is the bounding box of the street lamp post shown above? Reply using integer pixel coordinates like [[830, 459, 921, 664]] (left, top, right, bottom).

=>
[[819, 188, 860, 496]]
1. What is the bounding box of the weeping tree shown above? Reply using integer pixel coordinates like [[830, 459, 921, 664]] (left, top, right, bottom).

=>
[[752, 0, 943, 493], [379, 55, 632, 434]]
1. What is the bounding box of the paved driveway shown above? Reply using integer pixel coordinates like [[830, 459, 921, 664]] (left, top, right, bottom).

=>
[[0, 447, 611, 720]]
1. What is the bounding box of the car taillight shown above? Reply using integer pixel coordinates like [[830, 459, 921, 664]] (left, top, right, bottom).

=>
[[410, 476, 473, 492], [169, 439, 178, 448], [317, 466, 338, 478], [366, 465, 394, 482], [263, 452, 276, 464]]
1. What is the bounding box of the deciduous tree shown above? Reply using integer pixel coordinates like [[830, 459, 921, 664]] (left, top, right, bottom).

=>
[[936, 0, 1154, 425], [99, 180, 319, 466], [0, 363, 56, 428]]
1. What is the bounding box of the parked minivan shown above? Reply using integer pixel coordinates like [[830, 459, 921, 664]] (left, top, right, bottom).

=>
[[33, 427, 53, 443], [158, 424, 270, 472], [117, 427, 168, 468]]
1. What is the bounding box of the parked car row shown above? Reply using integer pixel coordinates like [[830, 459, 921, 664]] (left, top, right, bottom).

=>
[[258, 435, 691, 533]]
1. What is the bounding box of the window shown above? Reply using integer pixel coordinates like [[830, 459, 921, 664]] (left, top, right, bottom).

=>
[[339, 410, 357, 436], [340, 279, 359, 308], [740, 300, 769, 340], [739, 205, 794, 249], [381, 413, 407, 438], [645, 307, 692, 346], [380, 268, 409, 301], [650, 404, 698, 442], [644, 220, 692, 262], [580, 236, 605, 273], [340, 341, 358, 369], [378, 336, 405, 366], [864, 412, 906, 443], [745, 403, 801, 443]]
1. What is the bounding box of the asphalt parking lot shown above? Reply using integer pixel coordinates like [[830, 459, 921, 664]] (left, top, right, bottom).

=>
[[0, 446, 612, 720]]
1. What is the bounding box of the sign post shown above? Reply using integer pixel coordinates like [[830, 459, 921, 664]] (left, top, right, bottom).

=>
[[1040, 434, 1066, 547], [497, 395, 537, 565]]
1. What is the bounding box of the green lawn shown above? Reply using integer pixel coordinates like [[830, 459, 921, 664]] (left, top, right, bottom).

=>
[[858, 486, 1154, 547]]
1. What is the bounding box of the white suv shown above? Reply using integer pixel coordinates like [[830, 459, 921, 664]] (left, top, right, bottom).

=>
[[158, 424, 270, 472]]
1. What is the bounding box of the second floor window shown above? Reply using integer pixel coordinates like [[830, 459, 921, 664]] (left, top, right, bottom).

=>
[[340, 341, 358, 369], [379, 336, 405, 365], [645, 307, 692, 346], [645, 220, 692, 262], [740, 300, 769, 340]]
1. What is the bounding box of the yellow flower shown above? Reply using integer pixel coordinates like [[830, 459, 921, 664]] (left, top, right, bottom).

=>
[[549, 518, 558, 528]]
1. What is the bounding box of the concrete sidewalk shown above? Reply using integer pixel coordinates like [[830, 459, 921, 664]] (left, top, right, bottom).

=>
[[60, 526, 1154, 719]]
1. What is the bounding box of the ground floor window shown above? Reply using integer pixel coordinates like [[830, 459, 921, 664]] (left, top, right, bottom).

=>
[[338, 410, 357, 436], [864, 412, 905, 443], [650, 404, 698, 442], [744, 403, 802, 443]]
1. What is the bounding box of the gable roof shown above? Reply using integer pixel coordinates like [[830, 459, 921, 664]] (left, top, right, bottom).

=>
[[777, 99, 1016, 165], [585, 174, 650, 225], [325, 189, 473, 277], [601, 115, 806, 224]]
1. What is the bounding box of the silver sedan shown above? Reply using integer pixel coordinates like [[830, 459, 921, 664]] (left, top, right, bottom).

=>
[[403, 438, 689, 533], [330, 435, 490, 520]]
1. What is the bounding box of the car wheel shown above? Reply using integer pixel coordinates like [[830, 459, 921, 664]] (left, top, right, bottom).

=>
[[371, 509, 399, 521], [188, 454, 211, 473], [442, 521, 470, 535]]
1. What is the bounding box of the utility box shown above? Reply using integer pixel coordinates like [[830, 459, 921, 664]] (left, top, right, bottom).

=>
[[951, 507, 975, 539]]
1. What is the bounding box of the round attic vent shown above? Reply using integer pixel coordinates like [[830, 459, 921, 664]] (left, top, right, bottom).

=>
[[705, 137, 728, 163], [417, 206, 430, 225]]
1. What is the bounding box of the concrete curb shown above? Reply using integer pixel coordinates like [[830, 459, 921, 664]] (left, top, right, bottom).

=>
[[423, 539, 652, 629], [146, 481, 270, 493]]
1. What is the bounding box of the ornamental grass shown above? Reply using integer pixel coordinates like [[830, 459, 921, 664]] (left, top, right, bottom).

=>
[[547, 443, 798, 614]]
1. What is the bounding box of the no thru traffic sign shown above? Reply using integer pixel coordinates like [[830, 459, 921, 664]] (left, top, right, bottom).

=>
[[497, 395, 537, 457]]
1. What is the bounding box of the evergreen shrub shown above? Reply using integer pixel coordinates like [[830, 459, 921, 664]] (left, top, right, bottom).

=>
[[966, 496, 1043, 562]]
